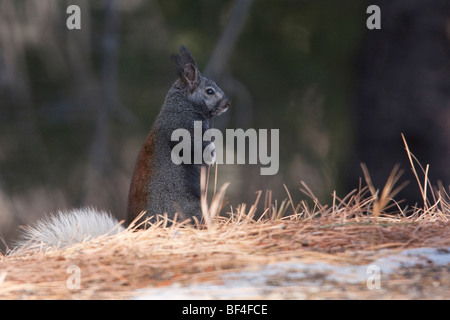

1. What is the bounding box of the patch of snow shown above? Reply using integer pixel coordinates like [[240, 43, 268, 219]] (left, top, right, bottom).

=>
[[133, 247, 450, 299]]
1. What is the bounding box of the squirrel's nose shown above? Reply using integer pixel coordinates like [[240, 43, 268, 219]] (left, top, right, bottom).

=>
[[223, 98, 231, 109], [223, 100, 230, 111]]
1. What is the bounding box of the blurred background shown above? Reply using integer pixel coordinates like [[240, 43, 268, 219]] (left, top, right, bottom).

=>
[[0, 0, 449, 250]]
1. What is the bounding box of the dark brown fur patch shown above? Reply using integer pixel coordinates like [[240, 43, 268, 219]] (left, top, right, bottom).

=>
[[126, 128, 156, 225]]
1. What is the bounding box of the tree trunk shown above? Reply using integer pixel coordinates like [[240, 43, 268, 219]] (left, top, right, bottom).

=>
[[348, 0, 450, 205]]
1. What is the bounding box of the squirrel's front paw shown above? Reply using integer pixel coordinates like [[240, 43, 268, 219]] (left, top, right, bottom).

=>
[[203, 142, 216, 166]]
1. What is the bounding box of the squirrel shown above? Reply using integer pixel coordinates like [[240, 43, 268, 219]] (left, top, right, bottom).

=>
[[14, 46, 230, 252], [127, 45, 230, 225]]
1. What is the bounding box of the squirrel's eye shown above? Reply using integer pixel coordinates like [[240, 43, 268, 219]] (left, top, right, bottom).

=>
[[206, 88, 215, 95]]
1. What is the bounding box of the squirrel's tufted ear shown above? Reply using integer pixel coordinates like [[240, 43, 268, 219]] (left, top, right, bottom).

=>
[[172, 45, 200, 92]]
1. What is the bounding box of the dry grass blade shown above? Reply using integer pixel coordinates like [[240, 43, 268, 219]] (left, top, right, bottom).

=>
[[402, 133, 437, 207], [283, 184, 297, 215], [299, 181, 326, 217], [201, 165, 230, 228], [361, 163, 408, 217]]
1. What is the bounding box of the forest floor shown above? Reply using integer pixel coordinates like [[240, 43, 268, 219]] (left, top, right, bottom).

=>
[[1, 147, 449, 299], [1, 199, 449, 300]]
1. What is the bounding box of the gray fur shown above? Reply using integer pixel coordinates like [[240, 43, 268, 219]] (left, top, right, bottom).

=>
[[144, 46, 230, 222]]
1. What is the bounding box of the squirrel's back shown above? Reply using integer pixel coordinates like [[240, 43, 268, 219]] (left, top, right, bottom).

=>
[[127, 126, 156, 225]]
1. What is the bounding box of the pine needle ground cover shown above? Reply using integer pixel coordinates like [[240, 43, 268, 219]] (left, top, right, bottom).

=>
[[1, 141, 449, 299], [1, 183, 449, 299]]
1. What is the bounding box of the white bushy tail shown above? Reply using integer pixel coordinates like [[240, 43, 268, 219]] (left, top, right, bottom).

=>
[[14, 207, 124, 252]]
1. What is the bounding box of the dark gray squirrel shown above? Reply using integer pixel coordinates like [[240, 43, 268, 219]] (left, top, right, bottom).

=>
[[15, 46, 230, 251]]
